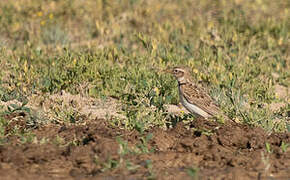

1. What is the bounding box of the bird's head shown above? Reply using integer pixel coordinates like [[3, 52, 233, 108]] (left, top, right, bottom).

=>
[[164, 66, 191, 83]]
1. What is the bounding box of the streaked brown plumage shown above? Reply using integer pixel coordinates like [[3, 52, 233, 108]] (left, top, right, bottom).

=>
[[167, 66, 228, 120]]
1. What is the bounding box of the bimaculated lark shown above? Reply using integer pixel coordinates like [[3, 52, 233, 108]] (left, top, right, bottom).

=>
[[166, 66, 229, 120]]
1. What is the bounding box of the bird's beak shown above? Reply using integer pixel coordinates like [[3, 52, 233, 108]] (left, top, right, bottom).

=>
[[161, 68, 172, 74]]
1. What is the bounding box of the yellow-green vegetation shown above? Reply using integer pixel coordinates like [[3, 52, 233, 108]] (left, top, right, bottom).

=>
[[0, 0, 289, 135]]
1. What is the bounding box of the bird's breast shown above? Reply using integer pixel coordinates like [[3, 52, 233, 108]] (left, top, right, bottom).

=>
[[178, 86, 211, 118]]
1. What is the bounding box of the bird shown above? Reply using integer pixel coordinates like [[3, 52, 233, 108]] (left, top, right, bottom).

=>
[[166, 66, 229, 120]]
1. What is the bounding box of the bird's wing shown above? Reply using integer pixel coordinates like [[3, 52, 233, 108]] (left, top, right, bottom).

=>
[[180, 83, 222, 116]]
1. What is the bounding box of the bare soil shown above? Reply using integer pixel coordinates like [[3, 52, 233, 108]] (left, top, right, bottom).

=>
[[0, 115, 289, 180]]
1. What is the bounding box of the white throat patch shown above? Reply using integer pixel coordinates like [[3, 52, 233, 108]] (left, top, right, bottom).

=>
[[178, 76, 185, 82]]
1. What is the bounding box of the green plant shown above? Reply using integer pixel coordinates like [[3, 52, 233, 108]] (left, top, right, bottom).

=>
[[261, 151, 271, 174], [116, 134, 154, 155], [52, 135, 66, 146], [1, 102, 40, 129], [265, 142, 272, 153], [125, 161, 140, 172], [19, 132, 36, 144], [136, 133, 154, 154], [4, 102, 30, 115], [0, 116, 7, 144], [186, 167, 199, 179], [280, 141, 289, 153], [117, 137, 131, 156], [100, 157, 119, 172], [144, 159, 155, 179]]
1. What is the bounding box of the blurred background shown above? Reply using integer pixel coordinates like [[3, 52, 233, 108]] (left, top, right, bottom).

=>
[[0, 0, 288, 49]]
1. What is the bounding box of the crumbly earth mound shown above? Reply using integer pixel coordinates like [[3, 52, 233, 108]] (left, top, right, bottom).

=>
[[0, 117, 289, 180]]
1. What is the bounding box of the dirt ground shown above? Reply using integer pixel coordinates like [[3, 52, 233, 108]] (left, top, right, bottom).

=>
[[0, 115, 289, 180]]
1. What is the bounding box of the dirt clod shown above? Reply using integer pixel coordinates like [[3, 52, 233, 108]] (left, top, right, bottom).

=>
[[0, 118, 289, 179]]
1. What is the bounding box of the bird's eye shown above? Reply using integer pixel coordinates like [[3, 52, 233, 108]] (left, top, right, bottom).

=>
[[173, 69, 179, 73]]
